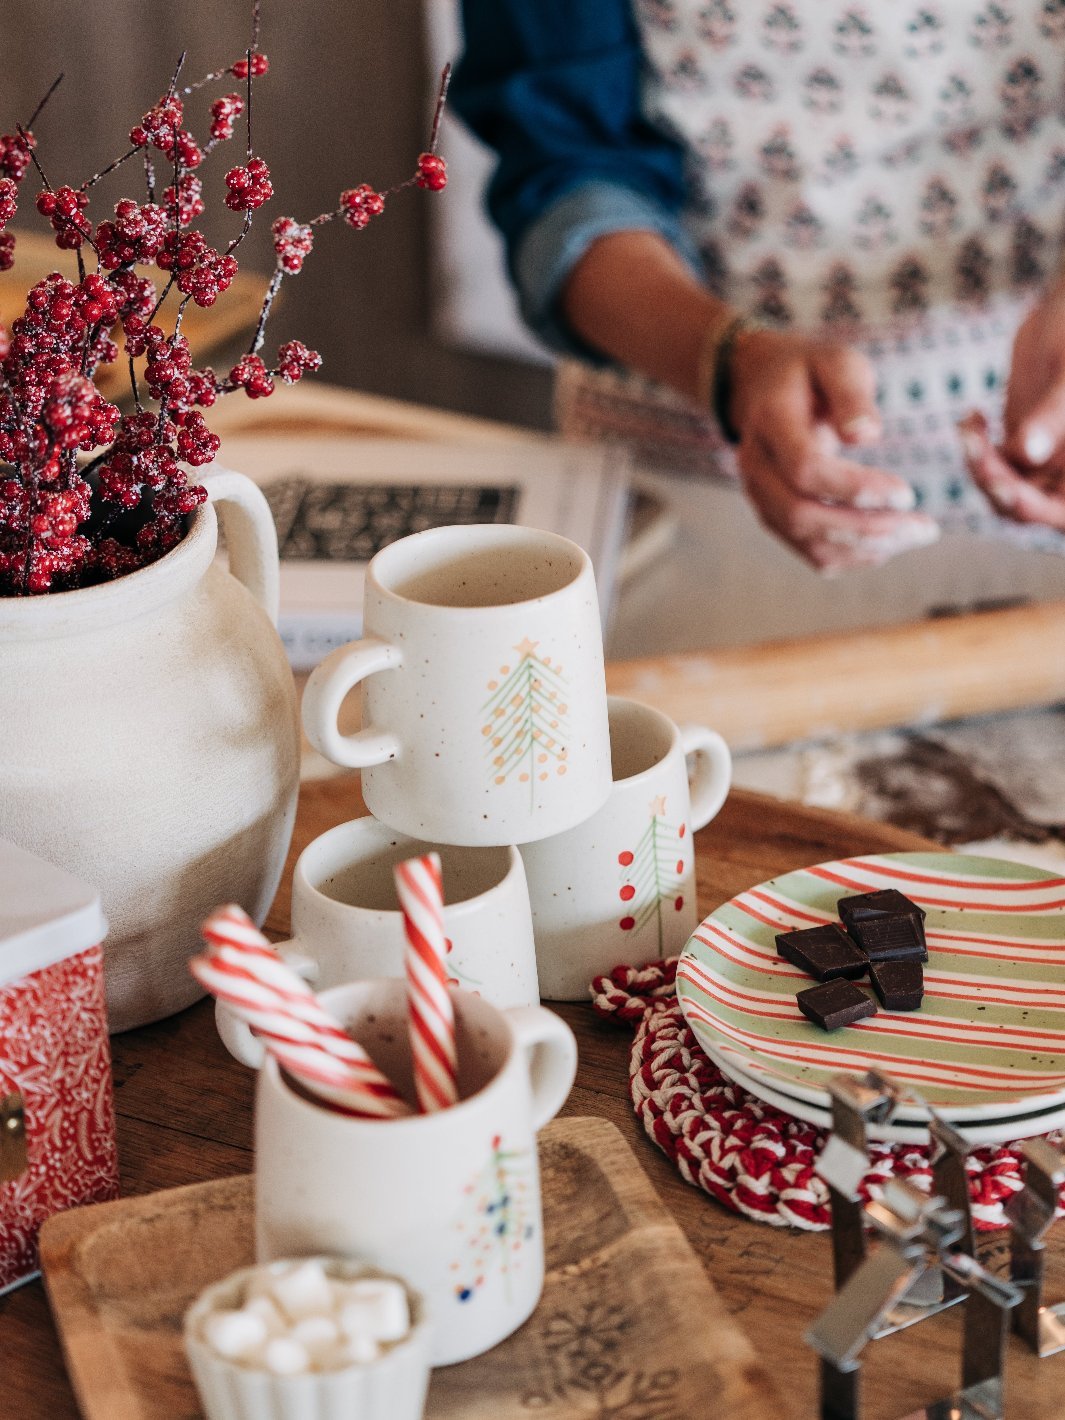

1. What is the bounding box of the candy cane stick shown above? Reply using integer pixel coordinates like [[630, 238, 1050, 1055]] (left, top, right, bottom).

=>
[[192, 904, 410, 1119], [394, 853, 459, 1113]]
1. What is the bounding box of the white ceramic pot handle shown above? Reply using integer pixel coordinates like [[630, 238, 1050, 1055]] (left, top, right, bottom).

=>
[[506, 1006, 578, 1133], [213, 940, 319, 1069], [680, 723, 732, 832], [201, 468, 280, 624], [302, 637, 404, 769]]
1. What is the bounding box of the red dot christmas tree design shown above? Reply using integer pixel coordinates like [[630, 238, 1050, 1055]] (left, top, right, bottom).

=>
[[451, 1134, 534, 1304], [617, 795, 688, 951], [482, 638, 569, 804]]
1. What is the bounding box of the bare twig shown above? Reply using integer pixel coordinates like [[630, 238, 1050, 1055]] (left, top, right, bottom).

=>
[[25, 73, 64, 131], [248, 267, 283, 354], [80, 144, 140, 191], [428, 63, 451, 153]]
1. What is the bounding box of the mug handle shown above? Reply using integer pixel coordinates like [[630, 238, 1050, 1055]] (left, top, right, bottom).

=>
[[506, 1006, 578, 1132], [213, 940, 320, 1069], [301, 638, 404, 769], [680, 724, 732, 832], [201, 469, 281, 625]]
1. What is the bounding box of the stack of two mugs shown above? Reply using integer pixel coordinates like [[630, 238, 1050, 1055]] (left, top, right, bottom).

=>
[[299, 522, 733, 1003], [222, 524, 731, 1371]]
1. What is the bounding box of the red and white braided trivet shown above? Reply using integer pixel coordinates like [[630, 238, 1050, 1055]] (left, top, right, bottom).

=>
[[591, 958, 1065, 1231]]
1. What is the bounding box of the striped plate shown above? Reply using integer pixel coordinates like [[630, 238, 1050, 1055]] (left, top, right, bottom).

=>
[[677, 852, 1065, 1120]]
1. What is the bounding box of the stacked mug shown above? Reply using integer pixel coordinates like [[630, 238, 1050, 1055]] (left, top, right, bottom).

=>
[[223, 524, 732, 1368]]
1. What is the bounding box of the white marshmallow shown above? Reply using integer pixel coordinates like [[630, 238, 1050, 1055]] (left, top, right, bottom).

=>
[[203, 1308, 268, 1361], [343, 1332, 382, 1366], [268, 1258, 334, 1323], [290, 1314, 341, 1362], [349, 1278, 410, 1341], [262, 1337, 311, 1376], [242, 1295, 287, 1338]]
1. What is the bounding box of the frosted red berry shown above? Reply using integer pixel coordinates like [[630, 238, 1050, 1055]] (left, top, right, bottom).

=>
[[163, 174, 205, 226], [0, 129, 34, 181], [339, 184, 385, 230], [230, 53, 269, 78], [275, 340, 322, 384], [209, 93, 245, 143], [229, 352, 274, 398], [271, 215, 313, 272], [224, 157, 273, 212], [415, 152, 447, 191], [0, 177, 17, 228], [36, 185, 93, 249]]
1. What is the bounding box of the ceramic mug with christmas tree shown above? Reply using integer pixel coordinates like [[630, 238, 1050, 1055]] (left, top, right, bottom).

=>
[[254, 978, 577, 1366], [520, 697, 731, 999], [301, 524, 612, 846]]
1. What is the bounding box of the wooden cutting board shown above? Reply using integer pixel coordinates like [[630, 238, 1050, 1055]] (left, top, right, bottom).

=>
[[40, 1116, 783, 1420]]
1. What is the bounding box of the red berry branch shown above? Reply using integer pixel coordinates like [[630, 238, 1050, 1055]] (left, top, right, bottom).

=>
[[0, 12, 448, 596]]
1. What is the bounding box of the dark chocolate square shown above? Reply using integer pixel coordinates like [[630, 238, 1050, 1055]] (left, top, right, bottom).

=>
[[868, 959, 924, 1011], [796, 979, 877, 1031], [775, 923, 868, 981], [838, 888, 926, 929], [849, 913, 927, 962]]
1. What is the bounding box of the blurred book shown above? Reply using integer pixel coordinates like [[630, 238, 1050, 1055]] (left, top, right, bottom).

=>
[[214, 434, 633, 670]]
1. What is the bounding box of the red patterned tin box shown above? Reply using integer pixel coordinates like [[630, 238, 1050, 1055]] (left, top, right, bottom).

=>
[[0, 837, 119, 1293]]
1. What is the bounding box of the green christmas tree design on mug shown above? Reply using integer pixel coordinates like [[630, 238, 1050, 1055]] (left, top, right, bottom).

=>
[[482, 639, 570, 805]]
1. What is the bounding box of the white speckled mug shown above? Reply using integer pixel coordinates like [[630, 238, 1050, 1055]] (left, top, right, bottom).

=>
[[520, 698, 731, 999], [301, 525, 611, 846], [255, 980, 577, 1366], [215, 816, 540, 1067]]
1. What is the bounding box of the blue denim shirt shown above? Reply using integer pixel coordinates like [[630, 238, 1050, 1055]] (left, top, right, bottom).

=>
[[451, 0, 697, 357]]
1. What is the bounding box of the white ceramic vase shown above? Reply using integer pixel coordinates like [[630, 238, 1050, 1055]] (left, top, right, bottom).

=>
[[0, 470, 299, 1033]]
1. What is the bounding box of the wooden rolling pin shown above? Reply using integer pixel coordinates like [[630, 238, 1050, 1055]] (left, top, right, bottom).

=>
[[605, 600, 1065, 750]]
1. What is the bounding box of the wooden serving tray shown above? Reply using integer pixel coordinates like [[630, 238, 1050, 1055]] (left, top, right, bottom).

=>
[[40, 1115, 783, 1420]]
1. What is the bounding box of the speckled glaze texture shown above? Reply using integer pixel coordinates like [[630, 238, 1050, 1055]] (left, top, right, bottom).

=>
[[0, 473, 300, 1033], [301, 525, 611, 846]]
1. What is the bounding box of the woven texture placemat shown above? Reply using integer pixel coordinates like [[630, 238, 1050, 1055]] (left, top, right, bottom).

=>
[[591, 958, 1065, 1231]]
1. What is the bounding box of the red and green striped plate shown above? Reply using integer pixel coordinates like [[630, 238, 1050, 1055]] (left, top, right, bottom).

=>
[[677, 852, 1065, 1121]]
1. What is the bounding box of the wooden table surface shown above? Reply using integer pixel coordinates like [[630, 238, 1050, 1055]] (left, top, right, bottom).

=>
[[5, 780, 1064, 1419]]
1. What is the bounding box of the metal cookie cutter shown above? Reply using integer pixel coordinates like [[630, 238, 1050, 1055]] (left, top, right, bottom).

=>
[[1006, 1137, 1065, 1357], [807, 1179, 1021, 1420], [816, 1073, 974, 1330]]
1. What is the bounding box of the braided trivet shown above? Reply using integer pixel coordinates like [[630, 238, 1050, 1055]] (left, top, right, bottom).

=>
[[591, 958, 1065, 1231]]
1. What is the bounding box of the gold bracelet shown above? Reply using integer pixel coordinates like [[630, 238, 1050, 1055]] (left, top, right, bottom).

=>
[[709, 314, 766, 445], [694, 309, 738, 414]]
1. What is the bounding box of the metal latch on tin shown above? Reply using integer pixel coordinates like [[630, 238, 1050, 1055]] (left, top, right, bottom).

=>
[[0, 1092, 27, 1182]]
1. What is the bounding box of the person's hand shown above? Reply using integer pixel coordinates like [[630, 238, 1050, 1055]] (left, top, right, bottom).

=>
[[961, 282, 1065, 529], [728, 327, 940, 572]]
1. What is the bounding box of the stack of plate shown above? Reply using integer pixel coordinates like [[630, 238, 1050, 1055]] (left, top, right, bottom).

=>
[[676, 852, 1065, 1145]]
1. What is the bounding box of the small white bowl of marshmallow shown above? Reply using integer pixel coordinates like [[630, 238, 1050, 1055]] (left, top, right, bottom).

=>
[[184, 1256, 432, 1420]]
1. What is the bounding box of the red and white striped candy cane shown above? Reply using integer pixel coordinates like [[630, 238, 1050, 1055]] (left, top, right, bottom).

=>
[[192, 904, 410, 1119], [394, 853, 459, 1113]]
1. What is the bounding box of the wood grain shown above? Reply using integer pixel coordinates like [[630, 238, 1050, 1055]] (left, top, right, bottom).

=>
[[606, 599, 1065, 750], [4, 779, 1064, 1420], [40, 1117, 781, 1420]]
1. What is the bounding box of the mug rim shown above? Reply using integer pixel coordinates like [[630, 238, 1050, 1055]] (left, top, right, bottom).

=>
[[295, 816, 522, 917], [260, 982, 519, 1131], [366, 523, 591, 614], [605, 695, 683, 788]]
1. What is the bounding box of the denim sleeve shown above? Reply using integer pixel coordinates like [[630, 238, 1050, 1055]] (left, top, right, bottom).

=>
[[451, 0, 693, 356], [514, 181, 699, 356]]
